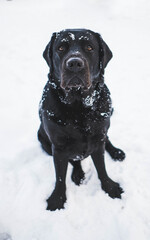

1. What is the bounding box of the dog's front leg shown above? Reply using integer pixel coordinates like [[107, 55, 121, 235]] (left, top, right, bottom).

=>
[[91, 143, 124, 199], [46, 146, 69, 211]]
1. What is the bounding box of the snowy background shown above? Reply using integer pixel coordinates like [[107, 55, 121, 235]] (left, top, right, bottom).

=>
[[0, 0, 150, 239]]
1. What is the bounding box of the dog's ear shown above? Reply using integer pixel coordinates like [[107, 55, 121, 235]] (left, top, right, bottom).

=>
[[43, 32, 56, 69], [95, 33, 113, 74], [101, 38, 113, 69]]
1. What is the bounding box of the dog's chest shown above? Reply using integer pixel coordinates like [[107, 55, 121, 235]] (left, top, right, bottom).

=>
[[44, 105, 109, 133], [45, 106, 109, 147], [63, 118, 108, 159], [65, 113, 107, 134], [57, 101, 110, 132], [41, 83, 112, 157]]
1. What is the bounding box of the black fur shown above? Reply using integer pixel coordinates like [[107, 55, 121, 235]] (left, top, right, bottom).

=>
[[38, 29, 125, 211]]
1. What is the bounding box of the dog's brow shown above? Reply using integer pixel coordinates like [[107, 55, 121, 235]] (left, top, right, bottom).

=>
[[60, 34, 76, 43]]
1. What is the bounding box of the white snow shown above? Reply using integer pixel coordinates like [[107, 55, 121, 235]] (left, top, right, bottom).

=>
[[46, 110, 55, 117], [61, 38, 69, 42], [82, 90, 99, 107], [78, 36, 84, 40], [73, 155, 84, 161], [0, 0, 150, 240], [68, 32, 76, 41], [79, 36, 90, 40], [49, 81, 57, 89], [100, 113, 109, 117]]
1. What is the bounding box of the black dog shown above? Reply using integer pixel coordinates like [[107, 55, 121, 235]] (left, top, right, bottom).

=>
[[38, 29, 125, 211]]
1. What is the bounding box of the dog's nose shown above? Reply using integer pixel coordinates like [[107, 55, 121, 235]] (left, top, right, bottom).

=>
[[66, 57, 84, 72]]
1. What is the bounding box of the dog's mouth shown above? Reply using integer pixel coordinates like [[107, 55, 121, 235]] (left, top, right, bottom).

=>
[[61, 76, 91, 92], [62, 76, 91, 92]]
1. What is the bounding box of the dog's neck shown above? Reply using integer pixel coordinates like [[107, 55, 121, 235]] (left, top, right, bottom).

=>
[[48, 73, 104, 106]]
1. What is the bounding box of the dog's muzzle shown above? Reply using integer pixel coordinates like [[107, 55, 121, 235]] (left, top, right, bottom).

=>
[[61, 56, 91, 91]]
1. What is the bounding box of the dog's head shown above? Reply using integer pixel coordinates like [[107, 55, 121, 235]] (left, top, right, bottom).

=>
[[43, 29, 112, 91]]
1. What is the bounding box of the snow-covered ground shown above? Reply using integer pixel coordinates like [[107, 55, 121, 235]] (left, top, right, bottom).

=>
[[0, 0, 150, 239]]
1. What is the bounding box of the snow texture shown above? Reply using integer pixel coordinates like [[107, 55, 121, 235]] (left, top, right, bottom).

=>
[[0, 0, 150, 240], [82, 90, 100, 107], [68, 32, 76, 40]]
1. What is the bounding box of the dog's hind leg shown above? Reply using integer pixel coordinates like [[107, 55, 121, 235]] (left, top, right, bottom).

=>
[[69, 160, 85, 185], [105, 136, 125, 161], [38, 124, 52, 155]]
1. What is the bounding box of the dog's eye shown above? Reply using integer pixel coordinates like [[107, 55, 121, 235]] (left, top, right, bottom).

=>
[[58, 46, 65, 52], [86, 45, 93, 51]]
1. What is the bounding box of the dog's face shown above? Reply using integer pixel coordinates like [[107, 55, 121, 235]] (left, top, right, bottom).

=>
[[43, 29, 112, 92]]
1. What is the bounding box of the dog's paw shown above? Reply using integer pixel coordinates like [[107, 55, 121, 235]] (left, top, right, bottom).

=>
[[110, 148, 126, 161], [71, 167, 85, 186], [102, 178, 124, 199], [46, 190, 66, 211]]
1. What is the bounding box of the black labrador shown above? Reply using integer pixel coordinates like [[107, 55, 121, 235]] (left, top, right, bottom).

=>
[[38, 29, 125, 211]]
